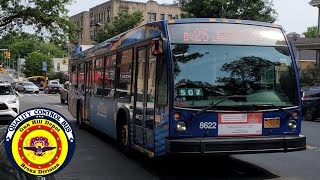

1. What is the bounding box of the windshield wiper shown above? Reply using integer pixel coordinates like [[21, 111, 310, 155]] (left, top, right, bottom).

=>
[[249, 104, 293, 117], [192, 95, 247, 120]]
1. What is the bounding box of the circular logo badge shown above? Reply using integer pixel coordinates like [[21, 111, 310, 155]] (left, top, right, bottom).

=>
[[4, 108, 75, 177]]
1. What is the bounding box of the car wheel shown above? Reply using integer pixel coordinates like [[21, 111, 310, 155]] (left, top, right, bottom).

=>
[[35, 91, 39, 94], [304, 108, 316, 121]]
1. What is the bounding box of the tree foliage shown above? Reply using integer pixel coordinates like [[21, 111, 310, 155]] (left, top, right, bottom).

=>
[[0, 32, 65, 61], [0, 0, 77, 43], [299, 63, 320, 87], [24, 51, 53, 77], [179, 0, 277, 23], [303, 26, 318, 38], [96, 11, 144, 43]]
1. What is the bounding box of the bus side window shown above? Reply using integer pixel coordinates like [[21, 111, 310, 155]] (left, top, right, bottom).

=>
[[116, 49, 133, 100], [156, 56, 168, 106]]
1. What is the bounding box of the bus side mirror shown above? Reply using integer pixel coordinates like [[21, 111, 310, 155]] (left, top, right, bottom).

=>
[[151, 38, 166, 56]]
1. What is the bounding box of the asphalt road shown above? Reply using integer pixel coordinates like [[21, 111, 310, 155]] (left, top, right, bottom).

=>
[[1, 74, 320, 180]]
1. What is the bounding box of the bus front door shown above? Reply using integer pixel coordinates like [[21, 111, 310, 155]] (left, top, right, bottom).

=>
[[134, 46, 155, 152], [84, 61, 92, 125]]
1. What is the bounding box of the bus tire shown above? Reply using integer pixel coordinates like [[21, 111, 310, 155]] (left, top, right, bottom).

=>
[[116, 109, 130, 153], [304, 108, 315, 121]]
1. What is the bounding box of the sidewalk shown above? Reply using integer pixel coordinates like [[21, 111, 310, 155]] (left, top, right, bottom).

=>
[[6, 69, 19, 82]]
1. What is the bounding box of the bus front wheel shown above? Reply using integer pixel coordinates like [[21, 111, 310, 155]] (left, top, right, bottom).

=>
[[117, 112, 130, 153], [121, 124, 129, 148]]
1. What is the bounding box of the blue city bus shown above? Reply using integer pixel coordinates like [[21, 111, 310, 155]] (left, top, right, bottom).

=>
[[68, 18, 306, 157]]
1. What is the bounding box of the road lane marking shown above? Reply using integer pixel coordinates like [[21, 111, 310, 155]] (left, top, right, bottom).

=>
[[54, 105, 63, 108]]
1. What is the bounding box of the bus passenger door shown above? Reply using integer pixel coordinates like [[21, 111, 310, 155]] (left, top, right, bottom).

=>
[[84, 61, 92, 125], [134, 45, 155, 151]]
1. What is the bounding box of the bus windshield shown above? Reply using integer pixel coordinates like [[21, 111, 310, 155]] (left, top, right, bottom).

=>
[[169, 23, 298, 109]]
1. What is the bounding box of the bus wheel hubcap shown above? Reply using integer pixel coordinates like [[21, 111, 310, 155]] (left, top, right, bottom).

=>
[[121, 125, 128, 146]]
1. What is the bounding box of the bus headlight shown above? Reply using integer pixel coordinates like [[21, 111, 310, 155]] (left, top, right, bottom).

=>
[[176, 121, 187, 132], [288, 120, 297, 130]]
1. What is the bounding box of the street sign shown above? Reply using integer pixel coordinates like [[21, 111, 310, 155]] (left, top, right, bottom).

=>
[[42, 61, 47, 71]]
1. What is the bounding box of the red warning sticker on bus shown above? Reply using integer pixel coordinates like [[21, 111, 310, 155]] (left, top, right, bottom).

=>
[[218, 113, 263, 136]]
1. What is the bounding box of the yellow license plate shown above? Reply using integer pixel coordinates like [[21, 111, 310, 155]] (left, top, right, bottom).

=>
[[264, 118, 280, 128]]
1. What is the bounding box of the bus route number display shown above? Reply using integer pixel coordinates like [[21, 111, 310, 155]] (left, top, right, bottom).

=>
[[178, 88, 203, 96]]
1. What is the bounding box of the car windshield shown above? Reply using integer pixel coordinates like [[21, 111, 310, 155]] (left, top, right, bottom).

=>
[[137, 93, 154, 102], [50, 81, 59, 85], [0, 85, 13, 95], [172, 44, 298, 109], [24, 82, 34, 86]]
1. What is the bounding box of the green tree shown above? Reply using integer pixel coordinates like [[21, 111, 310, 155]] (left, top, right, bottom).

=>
[[179, 0, 277, 23], [24, 51, 53, 77], [0, 0, 77, 43], [299, 63, 320, 87], [0, 32, 65, 61], [303, 26, 318, 38], [96, 11, 144, 43]]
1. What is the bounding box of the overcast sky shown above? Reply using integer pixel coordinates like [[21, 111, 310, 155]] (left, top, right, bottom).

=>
[[66, 0, 318, 34]]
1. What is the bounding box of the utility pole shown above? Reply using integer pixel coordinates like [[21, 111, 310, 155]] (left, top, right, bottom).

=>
[[18, 53, 20, 82], [46, 58, 48, 82]]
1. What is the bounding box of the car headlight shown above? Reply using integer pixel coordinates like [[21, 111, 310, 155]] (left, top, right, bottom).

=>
[[8, 98, 17, 104], [176, 121, 187, 132], [288, 120, 297, 130]]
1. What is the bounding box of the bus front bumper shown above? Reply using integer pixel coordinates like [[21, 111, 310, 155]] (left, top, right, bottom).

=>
[[165, 135, 306, 155]]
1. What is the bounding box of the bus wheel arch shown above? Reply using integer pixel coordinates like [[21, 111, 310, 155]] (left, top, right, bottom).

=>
[[116, 108, 130, 150]]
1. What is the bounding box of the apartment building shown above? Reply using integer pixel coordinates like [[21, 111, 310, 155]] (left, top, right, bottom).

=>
[[69, 11, 92, 57], [70, 11, 91, 45], [70, 0, 181, 47]]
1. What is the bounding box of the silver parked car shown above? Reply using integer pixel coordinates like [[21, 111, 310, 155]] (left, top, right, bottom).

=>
[[16, 81, 39, 93]]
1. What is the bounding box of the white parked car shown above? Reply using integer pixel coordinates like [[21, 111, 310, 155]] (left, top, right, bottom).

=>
[[0, 81, 19, 124]]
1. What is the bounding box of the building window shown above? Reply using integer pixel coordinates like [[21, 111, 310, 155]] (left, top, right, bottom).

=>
[[80, 17, 83, 27], [148, 12, 156, 21], [107, 9, 111, 22], [168, 14, 172, 20], [160, 13, 165, 20], [99, 13, 101, 23], [121, 9, 128, 14], [57, 63, 60, 72]]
